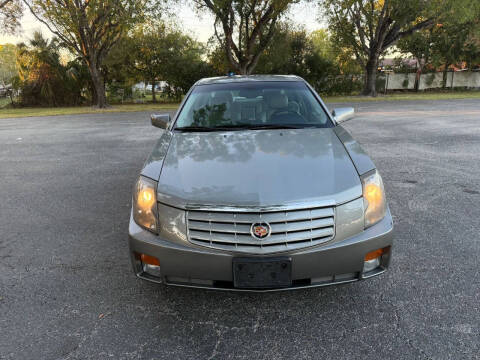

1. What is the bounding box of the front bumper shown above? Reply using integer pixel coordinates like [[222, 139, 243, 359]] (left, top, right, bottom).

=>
[[128, 209, 393, 292]]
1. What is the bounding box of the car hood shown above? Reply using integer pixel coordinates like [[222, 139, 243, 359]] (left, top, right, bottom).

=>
[[157, 128, 362, 208]]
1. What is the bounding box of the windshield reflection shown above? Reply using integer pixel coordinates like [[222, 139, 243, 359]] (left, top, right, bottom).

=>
[[175, 82, 331, 129], [165, 128, 341, 166]]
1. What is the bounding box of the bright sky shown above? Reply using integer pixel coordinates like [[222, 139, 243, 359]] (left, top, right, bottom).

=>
[[0, 2, 323, 45]]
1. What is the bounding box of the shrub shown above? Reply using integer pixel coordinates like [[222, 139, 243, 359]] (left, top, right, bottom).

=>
[[14, 32, 87, 107]]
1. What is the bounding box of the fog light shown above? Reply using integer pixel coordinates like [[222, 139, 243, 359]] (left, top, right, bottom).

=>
[[363, 247, 390, 273], [140, 253, 160, 266], [143, 263, 162, 277], [363, 257, 380, 273], [137, 253, 161, 277]]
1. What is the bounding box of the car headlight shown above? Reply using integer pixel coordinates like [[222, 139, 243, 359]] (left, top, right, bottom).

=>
[[133, 176, 158, 233], [361, 170, 387, 228]]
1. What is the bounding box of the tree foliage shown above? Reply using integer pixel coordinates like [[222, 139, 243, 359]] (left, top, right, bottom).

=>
[[23, 0, 152, 107], [195, 0, 298, 75], [209, 22, 362, 94], [0, 0, 22, 34], [310, 29, 361, 74], [255, 23, 336, 80], [129, 22, 212, 100], [14, 31, 88, 106], [408, 23, 480, 71], [158, 35, 214, 98], [310, 29, 335, 62], [105, 22, 214, 101], [0, 43, 17, 85], [396, 3, 480, 89], [320, 0, 474, 96]]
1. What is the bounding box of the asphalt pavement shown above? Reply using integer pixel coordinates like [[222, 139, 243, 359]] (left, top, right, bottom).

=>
[[0, 98, 479, 359]]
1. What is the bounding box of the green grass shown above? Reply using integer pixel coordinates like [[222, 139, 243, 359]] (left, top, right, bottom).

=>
[[0, 102, 179, 119], [0, 97, 12, 108], [323, 90, 480, 103], [1, 90, 479, 119]]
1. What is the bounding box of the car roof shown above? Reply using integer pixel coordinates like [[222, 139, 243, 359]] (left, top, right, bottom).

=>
[[195, 75, 304, 85]]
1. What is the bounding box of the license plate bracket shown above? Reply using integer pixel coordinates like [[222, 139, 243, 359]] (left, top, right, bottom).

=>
[[233, 257, 292, 289]]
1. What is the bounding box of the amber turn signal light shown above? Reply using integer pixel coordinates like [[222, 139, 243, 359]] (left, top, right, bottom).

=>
[[364, 246, 390, 261], [140, 253, 160, 266]]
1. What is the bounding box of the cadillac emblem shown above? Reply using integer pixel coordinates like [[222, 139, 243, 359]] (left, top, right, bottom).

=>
[[250, 222, 271, 239]]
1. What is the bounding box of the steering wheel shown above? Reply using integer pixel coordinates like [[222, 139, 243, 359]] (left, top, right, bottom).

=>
[[270, 109, 305, 123]]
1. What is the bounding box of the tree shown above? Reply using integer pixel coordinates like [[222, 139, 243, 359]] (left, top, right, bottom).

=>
[[320, 0, 472, 96], [102, 36, 139, 101], [0, 0, 22, 34], [398, 12, 480, 88], [14, 31, 86, 106], [0, 43, 17, 85], [105, 23, 214, 101], [463, 26, 480, 70], [23, 0, 150, 108], [195, 0, 298, 75], [310, 29, 335, 63], [209, 22, 353, 93], [130, 23, 213, 99], [397, 29, 434, 71], [158, 33, 214, 98], [207, 43, 231, 75], [310, 29, 361, 75], [396, 29, 434, 90], [430, 21, 480, 87], [255, 23, 336, 80], [130, 22, 171, 102]]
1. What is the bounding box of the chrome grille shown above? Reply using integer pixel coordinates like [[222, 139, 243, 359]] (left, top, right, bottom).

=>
[[186, 206, 335, 254]]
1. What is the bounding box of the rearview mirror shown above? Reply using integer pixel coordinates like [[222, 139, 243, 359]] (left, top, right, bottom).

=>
[[332, 107, 355, 124], [151, 113, 171, 129]]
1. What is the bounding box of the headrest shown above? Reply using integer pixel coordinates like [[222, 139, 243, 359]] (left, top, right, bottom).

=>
[[264, 90, 288, 109], [239, 88, 262, 98], [211, 91, 233, 106]]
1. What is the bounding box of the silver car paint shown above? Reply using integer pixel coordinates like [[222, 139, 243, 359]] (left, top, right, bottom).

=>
[[334, 125, 376, 176], [140, 76, 365, 184], [130, 75, 394, 291], [156, 128, 362, 209], [195, 74, 304, 85], [141, 126, 376, 188], [141, 131, 173, 181], [128, 205, 392, 287]]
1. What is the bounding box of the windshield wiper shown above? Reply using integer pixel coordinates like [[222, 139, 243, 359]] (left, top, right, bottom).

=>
[[175, 125, 258, 132], [219, 123, 325, 130], [238, 124, 303, 130], [174, 126, 222, 132], [175, 123, 314, 132]]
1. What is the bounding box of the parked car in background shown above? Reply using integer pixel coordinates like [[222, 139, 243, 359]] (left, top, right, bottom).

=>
[[129, 75, 393, 291]]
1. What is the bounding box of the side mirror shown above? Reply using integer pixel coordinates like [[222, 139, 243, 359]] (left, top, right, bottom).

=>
[[332, 107, 355, 124], [151, 113, 171, 129]]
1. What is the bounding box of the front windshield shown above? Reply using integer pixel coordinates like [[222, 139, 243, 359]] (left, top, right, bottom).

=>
[[175, 81, 332, 129]]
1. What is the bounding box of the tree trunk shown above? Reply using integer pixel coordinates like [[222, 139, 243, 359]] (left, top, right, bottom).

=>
[[89, 80, 97, 106], [363, 58, 379, 96], [87, 60, 107, 108], [238, 64, 248, 75], [151, 80, 156, 103], [415, 67, 422, 92], [442, 63, 450, 89]]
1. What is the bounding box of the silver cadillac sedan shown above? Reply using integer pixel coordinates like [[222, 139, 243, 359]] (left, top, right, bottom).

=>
[[129, 75, 393, 291]]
